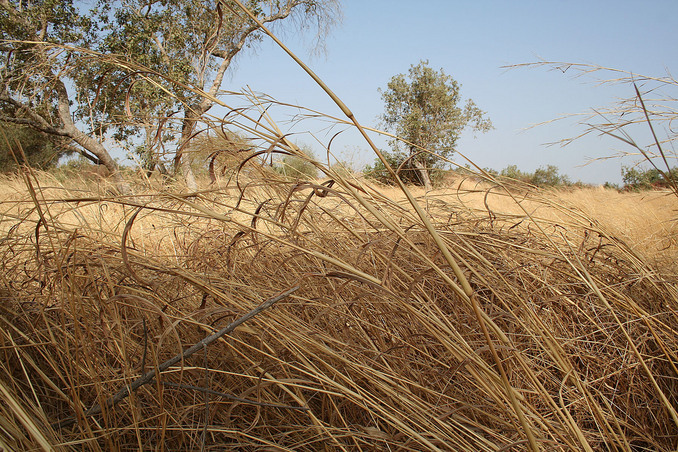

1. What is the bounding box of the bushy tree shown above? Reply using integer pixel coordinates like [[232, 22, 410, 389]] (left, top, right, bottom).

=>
[[364, 150, 444, 186], [376, 60, 492, 189], [0, 0, 340, 189], [274, 145, 318, 180], [622, 165, 678, 191], [0, 123, 71, 171], [500, 164, 530, 182], [531, 165, 571, 187], [83, 0, 340, 189], [0, 0, 121, 177]]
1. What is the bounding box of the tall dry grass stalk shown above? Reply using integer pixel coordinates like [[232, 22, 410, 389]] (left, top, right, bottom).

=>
[[1, 6, 677, 451], [508, 61, 678, 198]]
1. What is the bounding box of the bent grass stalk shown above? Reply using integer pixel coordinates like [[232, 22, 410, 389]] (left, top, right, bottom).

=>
[[230, 1, 540, 449], [1, 9, 677, 452]]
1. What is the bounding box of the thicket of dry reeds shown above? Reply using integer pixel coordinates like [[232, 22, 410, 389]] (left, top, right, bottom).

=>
[[1, 4, 677, 451], [2, 140, 677, 451]]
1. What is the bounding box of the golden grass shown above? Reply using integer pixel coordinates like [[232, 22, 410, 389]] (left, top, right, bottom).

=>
[[0, 163, 677, 450], [555, 187, 678, 271], [370, 177, 678, 273], [1, 13, 676, 448]]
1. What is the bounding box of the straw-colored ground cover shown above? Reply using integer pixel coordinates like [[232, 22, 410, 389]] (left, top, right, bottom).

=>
[[0, 165, 676, 451]]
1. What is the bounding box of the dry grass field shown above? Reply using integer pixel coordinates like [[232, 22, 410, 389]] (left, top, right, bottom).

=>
[[0, 163, 676, 451], [3, 1, 677, 448]]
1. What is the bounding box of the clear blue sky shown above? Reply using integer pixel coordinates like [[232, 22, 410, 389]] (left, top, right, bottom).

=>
[[221, 0, 677, 184]]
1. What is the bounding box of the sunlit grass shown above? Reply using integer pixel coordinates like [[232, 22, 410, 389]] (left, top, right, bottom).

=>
[[1, 157, 677, 450], [0, 7, 677, 449]]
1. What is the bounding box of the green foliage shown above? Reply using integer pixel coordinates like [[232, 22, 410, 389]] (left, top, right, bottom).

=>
[[500, 164, 530, 182], [531, 165, 571, 187], [78, 0, 341, 173], [363, 153, 402, 186], [0, 0, 121, 172], [0, 0, 340, 178], [0, 124, 71, 172], [621, 165, 678, 191], [274, 147, 318, 180], [0, 0, 91, 106], [482, 167, 499, 178], [376, 60, 492, 187], [364, 152, 444, 186], [499, 164, 572, 188]]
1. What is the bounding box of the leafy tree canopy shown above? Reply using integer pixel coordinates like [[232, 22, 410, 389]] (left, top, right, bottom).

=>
[[0, 123, 72, 172], [0, 0, 340, 189], [0, 0, 121, 178], [79, 0, 340, 187], [376, 60, 492, 189]]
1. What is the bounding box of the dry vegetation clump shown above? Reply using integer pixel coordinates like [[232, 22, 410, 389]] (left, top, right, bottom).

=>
[[554, 187, 678, 273], [0, 159, 677, 451]]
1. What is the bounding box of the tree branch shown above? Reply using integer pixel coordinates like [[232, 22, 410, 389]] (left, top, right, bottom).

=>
[[200, 1, 299, 112], [0, 115, 70, 137], [0, 94, 69, 136], [58, 143, 101, 164], [53, 285, 300, 430], [0, 115, 101, 163]]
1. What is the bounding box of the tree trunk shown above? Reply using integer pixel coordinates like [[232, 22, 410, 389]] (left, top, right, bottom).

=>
[[182, 158, 198, 191], [141, 124, 158, 173], [54, 79, 116, 171], [53, 78, 132, 193], [174, 114, 199, 191], [2, 80, 122, 181], [412, 158, 432, 191]]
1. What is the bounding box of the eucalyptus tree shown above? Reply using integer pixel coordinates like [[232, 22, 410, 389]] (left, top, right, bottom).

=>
[[379, 60, 492, 190], [86, 0, 341, 189], [0, 0, 122, 176], [0, 0, 340, 189]]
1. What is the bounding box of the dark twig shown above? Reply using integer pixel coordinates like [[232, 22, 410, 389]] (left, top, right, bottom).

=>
[[53, 285, 300, 429]]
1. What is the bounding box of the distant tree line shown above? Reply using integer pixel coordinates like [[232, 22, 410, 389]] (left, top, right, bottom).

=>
[[484, 164, 678, 191], [621, 166, 678, 191], [493, 164, 572, 188], [366, 159, 678, 192]]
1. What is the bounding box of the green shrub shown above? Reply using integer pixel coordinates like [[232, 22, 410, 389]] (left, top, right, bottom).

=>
[[498, 164, 572, 188], [621, 165, 677, 191], [500, 164, 530, 182], [482, 167, 499, 178], [274, 147, 319, 180], [364, 151, 445, 186], [530, 165, 571, 187], [364, 152, 403, 186]]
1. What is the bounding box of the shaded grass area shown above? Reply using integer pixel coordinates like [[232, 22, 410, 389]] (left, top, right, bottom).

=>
[[0, 165, 676, 451]]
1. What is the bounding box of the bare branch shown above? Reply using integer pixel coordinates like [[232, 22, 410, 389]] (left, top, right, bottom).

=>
[[53, 285, 300, 429]]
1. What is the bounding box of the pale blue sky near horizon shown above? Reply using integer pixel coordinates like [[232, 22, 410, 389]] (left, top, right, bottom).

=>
[[219, 0, 677, 184]]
